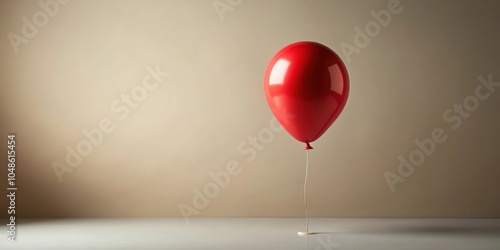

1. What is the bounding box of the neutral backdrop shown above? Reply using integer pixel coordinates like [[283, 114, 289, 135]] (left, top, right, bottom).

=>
[[0, 0, 499, 218]]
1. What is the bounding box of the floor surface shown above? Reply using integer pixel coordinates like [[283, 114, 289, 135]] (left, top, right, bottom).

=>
[[1, 218, 499, 250]]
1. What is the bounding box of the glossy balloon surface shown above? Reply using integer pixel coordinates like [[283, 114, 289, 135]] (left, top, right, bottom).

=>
[[264, 41, 349, 146]]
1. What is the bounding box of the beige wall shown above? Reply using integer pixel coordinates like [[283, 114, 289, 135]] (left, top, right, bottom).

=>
[[0, 0, 499, 218]]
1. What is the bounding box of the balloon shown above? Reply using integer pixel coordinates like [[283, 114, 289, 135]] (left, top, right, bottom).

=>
[[263, 41, 349, 149]]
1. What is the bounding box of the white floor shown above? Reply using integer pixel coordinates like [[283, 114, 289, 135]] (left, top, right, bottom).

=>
[[1, 218, 499, 250]]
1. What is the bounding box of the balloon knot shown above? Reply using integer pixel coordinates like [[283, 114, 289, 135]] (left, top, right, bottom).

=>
[[304, 143, 313, 150]]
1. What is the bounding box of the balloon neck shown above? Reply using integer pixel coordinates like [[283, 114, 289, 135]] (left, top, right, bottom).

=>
[[304, 143, 313, 150]]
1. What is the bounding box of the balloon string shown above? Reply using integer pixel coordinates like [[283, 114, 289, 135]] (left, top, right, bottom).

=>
[[303, 149, 310, 233]]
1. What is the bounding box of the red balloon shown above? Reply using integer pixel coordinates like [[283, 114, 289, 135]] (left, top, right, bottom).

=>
[[264, 41, 349, 149]]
